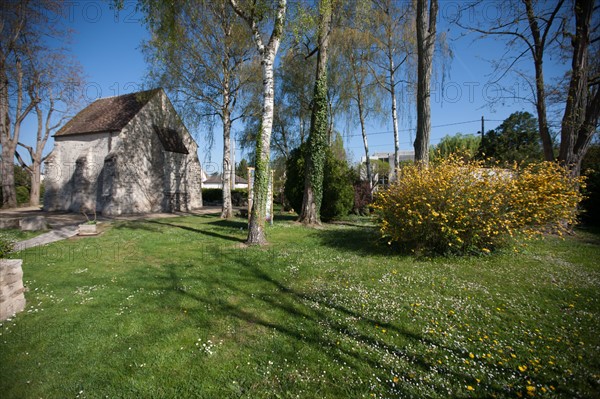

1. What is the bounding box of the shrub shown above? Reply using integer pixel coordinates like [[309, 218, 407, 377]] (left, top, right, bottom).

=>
[[202, 188, 222, 203], [16, 186, 30, 205], [232, 189, 248, 206], [321, 154, 354, 221], [284, 144, 354, 221], [353, 180, 372, 215], [374, 156, 584, 255], [581, 145, 600, 225], [0, 233, 14, 258], [202, 188, 248, 206]]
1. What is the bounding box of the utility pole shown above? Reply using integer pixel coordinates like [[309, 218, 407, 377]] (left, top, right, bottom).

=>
[[481, 116, 485, 141]]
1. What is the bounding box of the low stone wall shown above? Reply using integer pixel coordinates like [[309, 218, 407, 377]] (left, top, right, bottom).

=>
[[19, 216, 48, 231], [0, 259, 26, 321]]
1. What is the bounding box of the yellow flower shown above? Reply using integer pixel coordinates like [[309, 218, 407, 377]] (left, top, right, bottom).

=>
[[518, 365, 528, 372], [393, 376, 399, 383], [469, 353, 475, 359], [467, 386, 474, 391]]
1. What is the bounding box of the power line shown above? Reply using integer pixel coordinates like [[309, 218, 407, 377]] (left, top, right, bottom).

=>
[[345, 119, 492, 139]]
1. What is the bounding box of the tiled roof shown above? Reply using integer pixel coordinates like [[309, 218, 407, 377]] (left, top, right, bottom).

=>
[[54, 89, 161, 136], [204, 174, 248, 184]]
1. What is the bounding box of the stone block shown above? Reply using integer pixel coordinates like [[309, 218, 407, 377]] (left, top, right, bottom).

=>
[[78, 223, 98, 236], [19, 216, 48, 231], [0, 218, 20, 229], [0, 259, 26, 321]]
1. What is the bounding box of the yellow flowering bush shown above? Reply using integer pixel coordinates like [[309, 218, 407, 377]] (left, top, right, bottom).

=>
[[373, 156, 584, 255]]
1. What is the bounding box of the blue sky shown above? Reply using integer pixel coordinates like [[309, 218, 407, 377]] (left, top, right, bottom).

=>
[[18, 1, 568, 171]]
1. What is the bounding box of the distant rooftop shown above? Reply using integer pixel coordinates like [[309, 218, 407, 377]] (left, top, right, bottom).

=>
[[361, 150, 415, 164], [203, 174, 248, 185]]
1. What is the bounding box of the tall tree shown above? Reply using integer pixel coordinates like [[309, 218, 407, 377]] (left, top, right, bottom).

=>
[[1, 1, 42, 207], [371, 0, 415, 177], [414, 0, 438, 165], [141, 0, 254, 219], [558, 0, 600, 176], [431, 133, 481, 162], [479, 111, 543, 164], [336, 1, 382, 195], [1, 0, 78, 208], [299, 0, 333, 225], [456, 0, 567, 162], [229, 0, 287, 245], [15, 53, 84, 206]]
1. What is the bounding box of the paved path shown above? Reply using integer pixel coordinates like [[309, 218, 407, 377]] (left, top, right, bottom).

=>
[[14, 225, 80, 251], [2, 206, 223, 251]]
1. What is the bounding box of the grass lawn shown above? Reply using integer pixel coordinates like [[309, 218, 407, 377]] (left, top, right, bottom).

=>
[[1, 214, 599, 398], [1, 228, 48, 243]]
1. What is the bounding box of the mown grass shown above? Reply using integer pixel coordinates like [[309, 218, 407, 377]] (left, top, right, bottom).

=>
[[1, 228, 47, 243], [1, 215, 599, 398]]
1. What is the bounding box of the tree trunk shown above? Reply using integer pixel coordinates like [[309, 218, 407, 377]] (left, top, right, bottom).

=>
[[559, 0, 598, 177], [358, 90, 372, 197], [1, 143, 17, 208], [1, 58, 17, 208], [299, 0, 332, 225], [414, 0, 437, 166], [389, 57, 400, 178], [247, 55, 277, 245], [29, 159, 41, 207], [228, 0, 286, 245], [221, 74, 234, 219], [221, 114, 234, 219], [534, 60, 555, 161]]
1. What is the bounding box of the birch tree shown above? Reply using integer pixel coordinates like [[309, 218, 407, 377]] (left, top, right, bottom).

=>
[[414, 0, 438, 165], [336, 2, 382, 196], [228, 0, 287, 245], [370, 0, 415, 176]]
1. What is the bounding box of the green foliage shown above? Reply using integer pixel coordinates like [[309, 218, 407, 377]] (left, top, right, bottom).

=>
[[479, 112, 543, 165], [581, 144, 600, 225], [305, 73, 330, 217], [16, 186, 29, 205], [236, 159, 250, 179], [202, 188, 223, 203], [321, 152, 355, 221], [2, 165, 32, 205], [285, 143, 354, 221], [431, 133, 481, 162], [202, 188, 248, 206], [0, 233, 14, 258], [374, 156, 584, 255]]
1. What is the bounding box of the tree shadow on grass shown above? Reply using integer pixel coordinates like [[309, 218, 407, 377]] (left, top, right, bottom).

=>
[[147, 220, 245, 243], [111, 220, 165, 232], [317, 224, 397, 257], [272, 213, 298, 222], [147, 253, 513, 397], [207, 219, 248, 230]]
